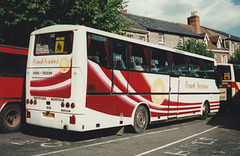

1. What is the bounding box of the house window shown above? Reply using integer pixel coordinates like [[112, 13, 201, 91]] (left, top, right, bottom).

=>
[[217, 40, 221, 48], [179, 36, 184, 44], [159, 33, 164, 44], [139, 36, 145, 41], [204, 39, 208, 46], [232, 43, 235, 53], [128, 35, 133, 38], [221, 55, 228, 63]]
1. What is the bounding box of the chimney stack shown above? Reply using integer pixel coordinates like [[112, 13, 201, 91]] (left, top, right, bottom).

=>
[[123, 9, 127, 13], [188, 11, 201, 34]]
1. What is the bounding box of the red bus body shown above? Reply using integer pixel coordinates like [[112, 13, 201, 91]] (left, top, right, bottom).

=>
[[0, 44, 28, 132]]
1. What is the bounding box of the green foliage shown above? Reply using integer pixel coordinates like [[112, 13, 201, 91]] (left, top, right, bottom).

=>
[[176, 38, 214, 58], [229, 49, 240, 65], [0, 0, 130, 47]]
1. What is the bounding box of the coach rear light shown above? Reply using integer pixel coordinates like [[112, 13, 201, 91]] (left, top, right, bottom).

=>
[[34, 100, 37, 105], [71, 103, 75, 109], [26, 99, 29, 104], [26, 110, 31, 118], [61, 102, 65, 107], [30, 99, 33, 105], [70, 115, 76, 124], [66, 102, 70, 108]]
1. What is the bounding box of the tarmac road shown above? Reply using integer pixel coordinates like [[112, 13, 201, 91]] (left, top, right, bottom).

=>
[[0, 109, 239, 156]]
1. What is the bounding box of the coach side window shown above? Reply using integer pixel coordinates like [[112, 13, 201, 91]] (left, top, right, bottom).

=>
[[234, 66, 240, 82], [203, 60, 214, 79], [150, 48, 170, 74], [112, 40, 127, 70], [172, 53, 188, 76], [129, 44, 149, 72], [87, 33, 110, 68], [0, 53, 27, 76], [189, 57, 201, 78]]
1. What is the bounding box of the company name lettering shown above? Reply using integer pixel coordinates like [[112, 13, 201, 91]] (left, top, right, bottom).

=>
[[185, 81, 208, 89], [33, 58, 59, 65]]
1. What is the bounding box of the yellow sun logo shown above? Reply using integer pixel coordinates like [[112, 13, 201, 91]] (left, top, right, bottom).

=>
[[151, 78, 165, 105], [59, 57, 70, 73]]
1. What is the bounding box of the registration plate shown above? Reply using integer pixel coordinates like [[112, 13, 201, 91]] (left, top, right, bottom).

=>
[[43, 112, 55, 118]]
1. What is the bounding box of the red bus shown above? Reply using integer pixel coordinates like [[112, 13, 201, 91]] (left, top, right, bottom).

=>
[[0, 44, 28, 132], [26, 25, 219, 133]]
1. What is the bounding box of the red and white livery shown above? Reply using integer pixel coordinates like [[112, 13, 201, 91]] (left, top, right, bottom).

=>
[[26, 25, 219, 133], [217, 63, 240, 109]]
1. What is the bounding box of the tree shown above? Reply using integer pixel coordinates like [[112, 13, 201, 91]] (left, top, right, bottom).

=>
[[229, 49, 240, 65], [176, 38, 214, 58], [0, 0, 130, 47]]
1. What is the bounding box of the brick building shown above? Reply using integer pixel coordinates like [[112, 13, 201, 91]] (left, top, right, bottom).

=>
[[120, 11, 240, 63]]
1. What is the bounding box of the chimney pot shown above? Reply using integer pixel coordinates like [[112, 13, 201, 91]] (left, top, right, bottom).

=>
[[191, 11, 198, 16], [123, 9, 127, 13], [188, 11, 201, 34]]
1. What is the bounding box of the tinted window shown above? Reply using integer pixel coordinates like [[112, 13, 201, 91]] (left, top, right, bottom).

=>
[[203, 60, 214, 79], [150, 48, 170, 74], [87, 33, 110, 68], [112, 40, 127, 70], [34, 31, 73, 55], [217, 65, 231, 80], [234, 65, 240, 82], [0, 53, 27, 76], [130, 44, 149, 72], [172, 53, 188, 76], [189, 57, 202, 78]]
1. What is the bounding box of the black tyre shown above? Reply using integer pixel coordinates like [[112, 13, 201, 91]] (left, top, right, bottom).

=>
[[133, 105, 149, 133], [0, 105, 21, 133], [200, 102, 209, 120]]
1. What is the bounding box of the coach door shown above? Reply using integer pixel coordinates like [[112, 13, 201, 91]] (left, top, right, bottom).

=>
[[169, 76, 179, 119], [111, 40, 128, 94], [168, 53, 188, 118]]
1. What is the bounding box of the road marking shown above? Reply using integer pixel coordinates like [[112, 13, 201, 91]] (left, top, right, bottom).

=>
[[33, 127, 179, 156], [191, 137, 218, 145], [135, 126, 218, 156], [164, 151, 190, 156]]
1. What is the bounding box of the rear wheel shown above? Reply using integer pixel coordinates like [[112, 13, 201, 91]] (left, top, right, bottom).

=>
[[200, 102, 209, 120], [133, 106, 149, 133], [0, 105, 21, 133]]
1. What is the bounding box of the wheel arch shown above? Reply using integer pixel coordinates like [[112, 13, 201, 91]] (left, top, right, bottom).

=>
[[201, 100, 210, 114], [0, 101, 23, 113], [200, 100, 210, 120], [131, 103, 151, 126]]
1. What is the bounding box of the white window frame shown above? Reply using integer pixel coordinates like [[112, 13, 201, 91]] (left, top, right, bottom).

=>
[[217, 40, 221, 48], [159, 32, 164, 44], [221, 55, 228, 63], [179, 36, 184, 45], [139, 36, 145, 41]]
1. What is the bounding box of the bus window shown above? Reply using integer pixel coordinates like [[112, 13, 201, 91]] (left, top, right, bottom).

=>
[[172, 53, 188, 76], [0, 53, 27, 76], [189, 57, 201, 78], [129, 44, 149, 72], [234, 65, 240, 82], [87, 33, 110, 68], [34, 31, 73, 55], [112, 40, 127, 70], [203, 60, 215, 79], [150, 48, 170, 74], [217, 65, 231, 80]]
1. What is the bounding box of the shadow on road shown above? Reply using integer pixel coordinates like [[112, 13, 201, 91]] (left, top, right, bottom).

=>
[[3, 106, 238, 141], [207, 105, 240, 131], [20, 117, 199, 142], [21, 124, 126, 142]]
